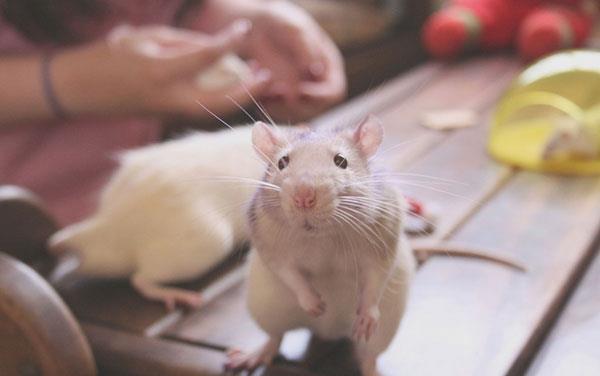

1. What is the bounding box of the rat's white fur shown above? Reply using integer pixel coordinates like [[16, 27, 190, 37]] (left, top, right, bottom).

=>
[[232, 119, 415, 376], [49, 126, 263, 286]]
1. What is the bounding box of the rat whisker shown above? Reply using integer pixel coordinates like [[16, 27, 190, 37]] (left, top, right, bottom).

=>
[[199, 176, 281, 191], [344, 177, 458, 189], [343, 178, 467, 199], [195, 100, 234, 130], [370, 172, 468, 186], [342, 195, 438, 234], [336, 207, 388, 256], [238, 81, 291, 146], [239, 81, 275, 127], [334, 211, 386, 262], [334, 220, 362, 290], [329, 215, 353, 276], [369, 135, 428, 162], [226, 94, 256, 123], [339, 196, 402, 216], [392, 181, 468, 200], [339, 202, 397, 239], [333, 209, 374, 247], [253, 145, 278, 170]]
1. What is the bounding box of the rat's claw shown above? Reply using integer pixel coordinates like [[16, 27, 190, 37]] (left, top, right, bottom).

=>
[[352, 306, 380, 342], [224, 340, 280, 372], [298, 292, 326, 317], [162, 291, 202, 310], [309, 299, 327, 317], [132, 275, 203, 309]]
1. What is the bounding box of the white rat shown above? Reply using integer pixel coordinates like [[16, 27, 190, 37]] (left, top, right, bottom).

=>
[[49, 120, 523, 310], [541, 115, 599, 160], [226, 117, 415, 376], [49, 126, 264, 308]]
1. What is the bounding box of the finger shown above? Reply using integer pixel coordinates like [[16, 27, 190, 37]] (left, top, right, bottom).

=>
[[286, 29, 323, 79], [299, 36, 346, 101], [164, 19, 252, 78], [299, 62, 345, 101]]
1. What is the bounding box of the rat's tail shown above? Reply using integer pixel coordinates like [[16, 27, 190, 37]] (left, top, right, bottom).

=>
[[411, 241, 527, 272], [47, 219, 97, 256]]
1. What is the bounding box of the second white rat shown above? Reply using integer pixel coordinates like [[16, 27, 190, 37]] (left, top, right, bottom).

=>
[[49, 126, 263, 308]]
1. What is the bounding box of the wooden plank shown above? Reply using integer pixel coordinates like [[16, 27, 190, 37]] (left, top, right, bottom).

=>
[[381, 173, 600, 375], [342, 31, 430, 97], [376, 56, 520, 170], [0, 253, 95, 376], [316, 55, 518, 137], [164, 57, 521, 353], [527, 245, 600, 376], [313, 62, 442, 128], [395, 106, 513, 241], [83, 323, 225, 376], [56, 249, 247, 334]]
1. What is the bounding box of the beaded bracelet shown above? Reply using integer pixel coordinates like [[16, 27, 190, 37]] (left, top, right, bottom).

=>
[[41, 53, 68, 120]]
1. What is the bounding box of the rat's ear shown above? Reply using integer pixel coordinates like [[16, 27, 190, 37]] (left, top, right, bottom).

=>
[[252, 121, 284, 161], [353, 115, 383, 158]]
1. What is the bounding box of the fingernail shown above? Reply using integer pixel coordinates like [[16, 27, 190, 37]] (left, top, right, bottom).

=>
[[256, 68, 271, 81], [247, 59, 260, 71], [299, 92, 312, 101], [232, 19, 252, 36]]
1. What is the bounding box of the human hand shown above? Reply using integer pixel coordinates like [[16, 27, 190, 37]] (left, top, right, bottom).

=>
[[196, 0, 347, 122], [245, 1, 346, 121], [51, 20, 272, 119]]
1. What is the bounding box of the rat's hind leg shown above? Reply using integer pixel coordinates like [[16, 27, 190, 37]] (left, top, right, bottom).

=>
[[225, 335, 282, 372], [131, 274, 202, 310]]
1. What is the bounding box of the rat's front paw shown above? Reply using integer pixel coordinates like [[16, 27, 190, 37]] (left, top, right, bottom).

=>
[[298, 291, 326, 317], [352, 305, 380, 342]]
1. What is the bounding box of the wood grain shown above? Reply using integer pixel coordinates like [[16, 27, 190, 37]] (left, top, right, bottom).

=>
[[527, 245, 600, 376], [0, 253, 95, 376], [381, 173, 600, 375], [56, 248, 247, 334], [83, 323, 225, 376]]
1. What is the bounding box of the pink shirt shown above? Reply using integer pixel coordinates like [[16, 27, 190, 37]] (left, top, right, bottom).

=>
[[0, 1, 189, 225]]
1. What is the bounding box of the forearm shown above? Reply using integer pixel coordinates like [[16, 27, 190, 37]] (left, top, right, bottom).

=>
[[277, 265, 317, 298], [0, 55, 54, 126], [50, 41, 143, 119], [0, 43, 125, 127]]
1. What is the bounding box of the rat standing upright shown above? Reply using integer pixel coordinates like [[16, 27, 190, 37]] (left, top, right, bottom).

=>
[[227, 117, 415, 376]]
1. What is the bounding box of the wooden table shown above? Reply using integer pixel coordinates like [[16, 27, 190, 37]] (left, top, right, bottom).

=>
[[57, 55, 600, 375]]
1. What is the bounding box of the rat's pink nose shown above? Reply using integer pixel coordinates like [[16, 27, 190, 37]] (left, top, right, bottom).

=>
[[293, 185, 316, 209]]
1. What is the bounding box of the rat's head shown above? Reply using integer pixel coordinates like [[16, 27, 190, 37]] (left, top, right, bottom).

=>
[[252, 116, 384, 232]]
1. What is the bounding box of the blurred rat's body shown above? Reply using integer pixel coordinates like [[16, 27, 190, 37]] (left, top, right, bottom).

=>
[[50, 126, 262, 307]]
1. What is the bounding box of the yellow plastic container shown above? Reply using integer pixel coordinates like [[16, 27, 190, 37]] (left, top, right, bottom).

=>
[[489, 50, 600, 175]]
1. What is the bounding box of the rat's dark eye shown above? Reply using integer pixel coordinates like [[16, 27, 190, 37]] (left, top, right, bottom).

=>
[[334, 154, 348, 169], [278, 155, 290, 170]]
